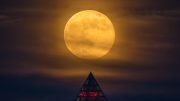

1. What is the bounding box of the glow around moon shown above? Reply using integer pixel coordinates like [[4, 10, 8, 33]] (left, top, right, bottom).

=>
[[64, 10, 115, 59]]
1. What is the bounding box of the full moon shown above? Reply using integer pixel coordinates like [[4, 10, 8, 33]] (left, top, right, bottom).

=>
[[64, 10, 115, 59]]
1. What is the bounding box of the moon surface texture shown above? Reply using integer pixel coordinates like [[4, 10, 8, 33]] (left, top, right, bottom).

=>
[[64, 10, 115, 59]]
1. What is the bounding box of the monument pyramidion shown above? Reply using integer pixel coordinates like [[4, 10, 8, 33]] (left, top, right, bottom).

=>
[[75, 72, 108, 101]]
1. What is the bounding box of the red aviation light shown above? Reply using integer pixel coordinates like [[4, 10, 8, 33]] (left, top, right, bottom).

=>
[[89, 92, 98, 97], [80, 91, 87, 97]]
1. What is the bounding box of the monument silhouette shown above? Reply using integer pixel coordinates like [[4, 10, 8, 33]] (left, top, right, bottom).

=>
[[75, 72, 108, 101]]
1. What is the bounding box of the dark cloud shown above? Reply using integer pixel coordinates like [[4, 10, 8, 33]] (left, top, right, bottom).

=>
[[0, 72, 179, 101], [0, 73, 80, 101]]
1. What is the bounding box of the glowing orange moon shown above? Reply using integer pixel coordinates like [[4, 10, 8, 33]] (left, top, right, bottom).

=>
[[64, 10, 115, 59]]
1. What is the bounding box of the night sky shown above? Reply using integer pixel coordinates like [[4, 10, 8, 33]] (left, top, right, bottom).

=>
[[1, 0, 180, 101]]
